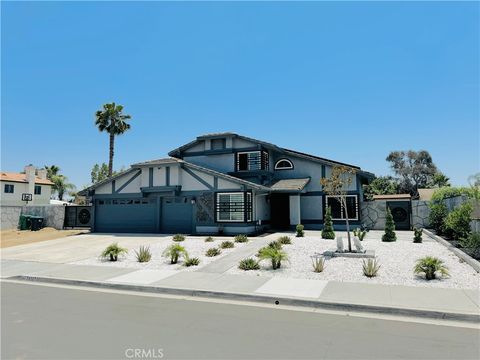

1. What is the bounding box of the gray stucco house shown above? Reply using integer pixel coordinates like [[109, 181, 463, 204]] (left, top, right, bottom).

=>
[[80, 133, 374, 234]]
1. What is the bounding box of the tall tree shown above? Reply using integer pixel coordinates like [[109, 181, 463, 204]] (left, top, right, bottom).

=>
[[94, 102, 132, 176], [320, 165, 356, 252], [429, 172, 450, 188], [386, 150, 438, 197], [363, 176, 399, 200], [44, 165, 60, 180], [91, 163, 110, 184]]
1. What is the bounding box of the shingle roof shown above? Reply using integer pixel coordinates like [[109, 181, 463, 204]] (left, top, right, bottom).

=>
[[268, 178, 311, 192], [131, 157, 181, 166], [0, 172, 54, 185], [372, 194, 411, 200]]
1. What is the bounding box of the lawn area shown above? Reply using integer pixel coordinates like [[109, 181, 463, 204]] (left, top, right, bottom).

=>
[[0, 228, 89, 248], [228, 230, 480, 290]]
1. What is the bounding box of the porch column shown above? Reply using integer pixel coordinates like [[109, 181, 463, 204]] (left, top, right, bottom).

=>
[[289, 194, 301, 226]]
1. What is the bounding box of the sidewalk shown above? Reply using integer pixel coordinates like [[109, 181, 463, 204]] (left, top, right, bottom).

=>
[[2, 259, 479, 323]]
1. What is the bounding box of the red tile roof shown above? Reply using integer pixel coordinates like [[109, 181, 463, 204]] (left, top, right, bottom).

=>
[[0, 172, 54, 185]]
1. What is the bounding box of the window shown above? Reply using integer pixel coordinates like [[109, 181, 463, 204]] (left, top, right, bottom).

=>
[[236, 151, 269, 171], [325, 195, 358, 220], [274, 159, 294, 170], [216, 192, 253, 222], [4, 184, 14, 193], [211, 138, 226, 150], [34, 185, 42, 195]]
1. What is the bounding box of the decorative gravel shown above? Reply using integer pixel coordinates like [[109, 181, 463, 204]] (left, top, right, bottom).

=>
[[70, 236, 247, 272], [228, 231, 480, 289]]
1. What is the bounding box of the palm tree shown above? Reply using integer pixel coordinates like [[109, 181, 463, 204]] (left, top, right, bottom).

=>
[[51, 175, 75, 201], [44, 165, 60, 180], [94, 103, 132, 176]]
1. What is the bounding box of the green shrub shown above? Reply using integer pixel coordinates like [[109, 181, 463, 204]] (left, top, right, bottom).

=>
[[431, 187, 474, 202], [204, 236, 214, 242], [278, 235, 292, 245], [353, 228, 367, 241], [234, 234, 248, 243], [220, 241, 234, 249], [312, 256, 325, 273], [413, 228, 423, 243], [363, 258, 380, 278], [184, 256, 200, 267], [268, 240, 282, 250], [460, 232, 480, 252], [205, 247, 221, 257], [258, 247, 288, 270], [382, 208, 397, 242], [100, 243, 128, 262], [414, 256, 449, 280], [162, 244, 187, 264], [444, 202, 473, 240], [135, 245, 152, 263], [238, 258, 260, 271], [429, 202, 448, 235], [321, 207, 335, 239], [296, 224, 304, 237], [172, 234, 186, 242]]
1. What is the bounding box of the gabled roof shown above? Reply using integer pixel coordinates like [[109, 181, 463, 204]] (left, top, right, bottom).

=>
[[269, 178, 311, 192], [79, 157, 269, 195], [0, 172, 54, 185], [169, 132, 372, 173]]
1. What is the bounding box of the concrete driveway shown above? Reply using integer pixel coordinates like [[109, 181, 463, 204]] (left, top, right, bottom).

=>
[[0, 233, 174, 263]]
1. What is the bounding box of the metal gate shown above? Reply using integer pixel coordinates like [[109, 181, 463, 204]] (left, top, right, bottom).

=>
[[387, 201, 411, 230], [64, 206, 93, 228]]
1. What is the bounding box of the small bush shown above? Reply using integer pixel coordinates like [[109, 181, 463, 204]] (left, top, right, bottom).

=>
[[205, 247, 221, 257], [363, 258, 380, 278], [353, 228, 367, 241], [382, 208, 397, 242], [322, 207, 335, 239], [101, 243, 128, 262], [296, 224, 305, 237], [414, 256, 449, 280], [278, 236, 292, 245], [234, 234, 249, 243], [172, 234, 186, 242], [162, 244, 187, 264], [428, 202, 448, 235], [312, 256, 325, 273], [220, 241, 234, 249], [413, 228, 423, 243], [460, 232, 480, 252], [135, 245, 152, 263], [238, 258, 260, 271], [258, 247, 288, 270], [204, 236, 214, 242], [268, 240, 282, 250], [184, 256, 200, 267], [444, 202, 473, 240]]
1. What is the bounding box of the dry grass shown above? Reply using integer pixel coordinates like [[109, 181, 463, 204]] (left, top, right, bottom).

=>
[[0, 227, 89, 248]]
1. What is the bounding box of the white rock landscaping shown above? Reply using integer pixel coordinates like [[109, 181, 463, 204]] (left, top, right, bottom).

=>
[[228, 230, 480, 290], [71, 235, 247, 272]]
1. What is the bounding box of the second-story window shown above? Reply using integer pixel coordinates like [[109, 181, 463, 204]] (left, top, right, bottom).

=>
[[211, 138, 226, 150], [4, 184, 14, 193], [236, 151, 269, 171], [34, 185, 42, 195]]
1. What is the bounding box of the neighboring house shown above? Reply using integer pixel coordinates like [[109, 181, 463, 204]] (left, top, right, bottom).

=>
[[1, 165, 54, 206], [79, 133, 374, 234]]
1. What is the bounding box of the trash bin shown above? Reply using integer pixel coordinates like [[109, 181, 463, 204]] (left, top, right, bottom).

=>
[[19, 215, 32, 230], [30, 216, 44, 231]]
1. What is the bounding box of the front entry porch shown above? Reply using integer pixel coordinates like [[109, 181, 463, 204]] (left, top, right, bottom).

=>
[[269, 193, 301, 230]]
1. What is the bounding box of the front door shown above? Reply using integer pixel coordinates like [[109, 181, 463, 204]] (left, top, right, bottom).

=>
[[270, 194, 290, 229], [387, 201, 411, 230]]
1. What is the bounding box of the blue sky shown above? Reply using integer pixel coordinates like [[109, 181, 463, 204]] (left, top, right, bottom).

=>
[[2, 1, 479, 189]]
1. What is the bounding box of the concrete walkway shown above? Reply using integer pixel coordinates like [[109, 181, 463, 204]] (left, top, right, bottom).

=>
[[2, 259, 479, 322]]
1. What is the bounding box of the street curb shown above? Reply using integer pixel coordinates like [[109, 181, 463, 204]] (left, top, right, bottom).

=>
[[424, 229, 480, 273], [8, 274, 480, 324]]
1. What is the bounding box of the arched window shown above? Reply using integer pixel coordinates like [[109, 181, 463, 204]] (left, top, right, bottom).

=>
[[274, 159, 294, 170]]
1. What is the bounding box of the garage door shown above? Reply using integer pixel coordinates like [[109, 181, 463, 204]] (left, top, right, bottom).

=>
[[161, 197, 193, 234], [95, 198, 156, 233]]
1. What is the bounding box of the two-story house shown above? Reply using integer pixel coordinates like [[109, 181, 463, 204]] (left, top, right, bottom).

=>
[[1, 165, 54, 206], [79, 133, 374, 234]]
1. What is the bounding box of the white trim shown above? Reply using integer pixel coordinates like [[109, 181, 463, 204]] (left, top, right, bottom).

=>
[[325, 195, 359, 221], [274, 158, 294, 170], [216, 192, 246, 223]]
